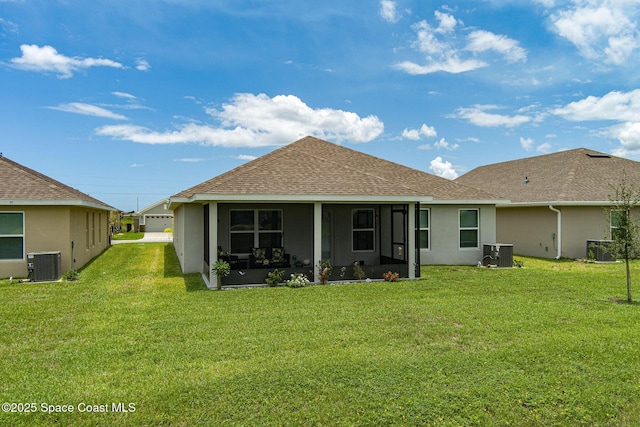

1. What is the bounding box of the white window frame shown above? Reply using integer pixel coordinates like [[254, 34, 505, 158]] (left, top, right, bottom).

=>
[[419, 208, 430, 250], [352, 208, 375, 252], [0, 211, 25, 261], [459, 208, 479, 250]]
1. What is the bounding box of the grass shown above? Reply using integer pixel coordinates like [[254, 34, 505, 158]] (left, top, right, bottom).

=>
[[1, 246, 640, 426]]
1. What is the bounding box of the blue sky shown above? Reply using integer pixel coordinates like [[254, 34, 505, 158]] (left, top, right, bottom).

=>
[[2, 0, 640, 211]]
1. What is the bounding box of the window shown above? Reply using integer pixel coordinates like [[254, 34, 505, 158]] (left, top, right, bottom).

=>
[[419, 208, 430, 249], [230, 209, 283, 254], [610, 210, 627, 241], [92, 212, 96, 247], [352, 209, 375, 251], [459, 209, 479, 249], [0, 212, 24, 260], [85, 212, 90, 249]]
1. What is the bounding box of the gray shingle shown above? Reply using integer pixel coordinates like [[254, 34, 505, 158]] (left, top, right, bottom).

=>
[[0, 155, 114, 209], [456, 148, 640, 203], [173, 136, 498, 201]]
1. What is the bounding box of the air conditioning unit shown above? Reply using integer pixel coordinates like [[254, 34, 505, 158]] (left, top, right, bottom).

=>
[[586, 240, 615, 262], [27, 251, 62, 282], [482, 243, 514, 268]]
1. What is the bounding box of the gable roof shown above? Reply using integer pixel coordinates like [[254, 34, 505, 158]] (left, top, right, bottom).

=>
[[135, 198, 171, 216], [456, 148, 640, 205], [171, 136, 500, 205], [0, 155, 114, 210]]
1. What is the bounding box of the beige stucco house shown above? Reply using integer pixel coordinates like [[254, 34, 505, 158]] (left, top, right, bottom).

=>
[[0, 155, 115, 279], [456, 148, 640, 259], [169, 136, 504, 287]]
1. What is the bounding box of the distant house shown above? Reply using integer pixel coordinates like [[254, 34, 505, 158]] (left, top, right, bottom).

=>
[[135, 199, 173, 232], [456, 148, 640, 259], [169, 136, 504, 287], [0, 155, 115, 279]]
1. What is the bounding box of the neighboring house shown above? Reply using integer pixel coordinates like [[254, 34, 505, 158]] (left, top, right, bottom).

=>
[[0, 155, 115, 279], [135, 199, 173, 232], [456, 148, 640, 259], [169, 136, 504, 287]]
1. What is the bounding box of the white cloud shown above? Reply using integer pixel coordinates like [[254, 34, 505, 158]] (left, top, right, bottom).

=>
[[234, 154, 258, 161], [112, 91, 137, 100], [48, 103, 127, 120], [135, 58, 150, 71], [379, 0, 401, 23], [401, 123, 437, 140], [466, 30, 527, 63], [608, 122, 640, 155], [96, 93, 384, 147], [434, 138, 459, 150], [395, 57, 487, 75], [395, 10, 525, 75], [0, 18, 18, 35], [429, 156, 458, 179], [536, 142, 552, 153], [520, 136, 535, 151], [454, 105, 531, 128], [173, 158, 206, 163], [9, 44, 123, 78], [553, 89, 640, 122], [549, 2, 640, 65]]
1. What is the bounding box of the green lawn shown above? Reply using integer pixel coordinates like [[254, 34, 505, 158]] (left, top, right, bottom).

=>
[[1, 245, 640, 426]]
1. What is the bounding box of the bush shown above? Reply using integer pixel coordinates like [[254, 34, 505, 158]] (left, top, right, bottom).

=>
[[285, 273, 310, 288], [62, 269, 79, 281], [265, 269, 285, 287]]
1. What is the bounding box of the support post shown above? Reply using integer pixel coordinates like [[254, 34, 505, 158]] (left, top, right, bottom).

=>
[[313, 202, 322, 283], [407, 202, 416, 279], [208, 202, 218, 288]]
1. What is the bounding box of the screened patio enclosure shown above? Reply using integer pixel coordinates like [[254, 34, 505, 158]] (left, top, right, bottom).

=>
[[202, 202, 420, 286]]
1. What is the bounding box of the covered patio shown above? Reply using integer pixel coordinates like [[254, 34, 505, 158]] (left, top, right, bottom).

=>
[[203, 201, 421, 287]]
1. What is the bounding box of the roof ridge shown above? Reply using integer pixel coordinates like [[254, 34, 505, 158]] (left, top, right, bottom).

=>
[[557, 149, 584, 200]]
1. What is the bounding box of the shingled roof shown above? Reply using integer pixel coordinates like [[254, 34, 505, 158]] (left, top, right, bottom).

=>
[[456, 148, 640, 204], [0, 154, 114, 209], [171, 136, 500, 203]]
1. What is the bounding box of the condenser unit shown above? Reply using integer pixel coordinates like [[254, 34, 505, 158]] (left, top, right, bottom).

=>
[[586, 240, 615, 262], [482, 243, 514, 268], [27, 251, 62, 282]]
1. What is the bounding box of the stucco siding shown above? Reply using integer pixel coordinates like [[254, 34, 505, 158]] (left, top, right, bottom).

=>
[[0, 205, 109, 279], [173, 203, 204, 274], [421, 205, 497, 265], [497, 205, 612, 259]]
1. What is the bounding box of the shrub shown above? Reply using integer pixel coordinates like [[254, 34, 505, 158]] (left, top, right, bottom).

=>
[[285, 273, 310, 288], [317, 259, 332, 284], [382, 271, 399, 282], [265, 269, 285, 287], [353, 263, 366, 281], [62, 269, 79, 281]]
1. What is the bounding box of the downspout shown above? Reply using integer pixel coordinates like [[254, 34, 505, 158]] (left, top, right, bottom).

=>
[[548, 205, 562, 259]]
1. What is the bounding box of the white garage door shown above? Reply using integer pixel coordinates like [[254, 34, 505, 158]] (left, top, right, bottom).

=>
[[144, 215, 173, 232]]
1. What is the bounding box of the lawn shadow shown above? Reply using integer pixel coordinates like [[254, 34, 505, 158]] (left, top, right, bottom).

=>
[[608, 296, 640, 305], [163, 244, 208, 292]]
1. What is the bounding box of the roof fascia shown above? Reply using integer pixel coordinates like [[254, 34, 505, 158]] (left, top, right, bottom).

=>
[[427, 199, 510, 205], [497, 201, 611, 208], [171, 193, 434, 206], [0, 199, 115, 211]]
